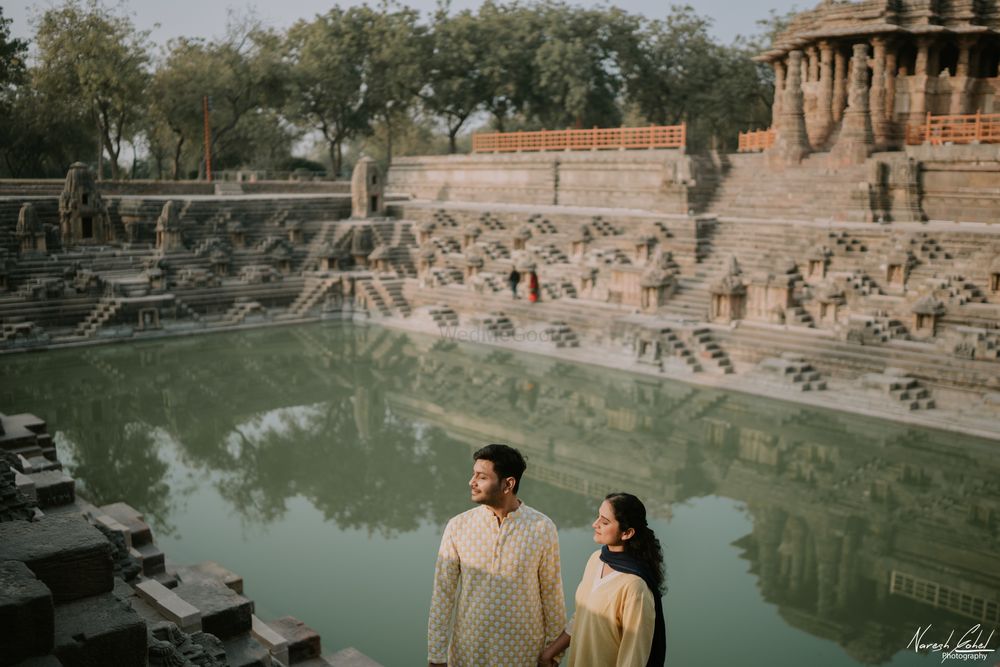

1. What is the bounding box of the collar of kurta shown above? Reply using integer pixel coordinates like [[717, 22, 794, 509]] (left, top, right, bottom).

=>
[[480, 500, 524, 524]]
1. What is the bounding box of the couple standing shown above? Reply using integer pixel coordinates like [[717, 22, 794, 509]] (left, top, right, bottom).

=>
[[428, 444, 667, 666]]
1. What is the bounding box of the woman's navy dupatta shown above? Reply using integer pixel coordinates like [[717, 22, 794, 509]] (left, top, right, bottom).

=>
[[600, 545, 666, 666]]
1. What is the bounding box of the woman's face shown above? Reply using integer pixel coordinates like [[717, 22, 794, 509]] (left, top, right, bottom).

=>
[[592, 500, 629, 547]]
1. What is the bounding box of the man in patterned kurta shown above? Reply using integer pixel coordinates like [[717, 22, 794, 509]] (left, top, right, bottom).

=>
[[428, 444, 566, 667]]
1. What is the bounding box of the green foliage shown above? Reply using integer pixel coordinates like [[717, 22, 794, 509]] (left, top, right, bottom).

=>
[[33, 0, 152, 179], [421, 5, 488, 152], [146, 15, 291, 179], [0, 7, 27, 89], [1, 0, 784, 177]]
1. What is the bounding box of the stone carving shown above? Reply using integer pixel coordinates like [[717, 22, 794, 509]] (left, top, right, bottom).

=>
[[16, 203, 47, 255], [351, 156, 385, 218], [155, 201, 184, 253], [147, 621, 227, 667], [59, 162, 112, 246], [0, 457, 37, 523]]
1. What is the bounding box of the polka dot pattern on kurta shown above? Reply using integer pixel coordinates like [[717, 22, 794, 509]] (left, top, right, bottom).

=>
[[428, 503, 567, 666]]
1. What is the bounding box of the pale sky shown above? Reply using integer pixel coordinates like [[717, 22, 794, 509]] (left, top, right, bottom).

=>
[[4, 0, 805, 47]]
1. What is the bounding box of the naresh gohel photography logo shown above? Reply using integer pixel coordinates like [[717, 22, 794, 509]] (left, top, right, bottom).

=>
[[908, 624, 998, 663]]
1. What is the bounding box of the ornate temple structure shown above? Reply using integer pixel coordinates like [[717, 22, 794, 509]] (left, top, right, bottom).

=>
[[758, 0, 1000, 157]]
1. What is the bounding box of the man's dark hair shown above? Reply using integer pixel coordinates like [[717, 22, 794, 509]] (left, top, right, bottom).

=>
[[473, 444, 527, 494]]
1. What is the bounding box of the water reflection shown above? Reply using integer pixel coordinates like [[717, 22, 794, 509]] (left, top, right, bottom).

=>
[[2, 323, 998, 664]]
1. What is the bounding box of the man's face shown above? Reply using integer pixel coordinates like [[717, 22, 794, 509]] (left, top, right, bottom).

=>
[[470, 459, 506, 505]]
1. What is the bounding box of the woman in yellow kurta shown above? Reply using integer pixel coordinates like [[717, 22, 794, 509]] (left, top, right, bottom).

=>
[[539, 493, 666, 667]]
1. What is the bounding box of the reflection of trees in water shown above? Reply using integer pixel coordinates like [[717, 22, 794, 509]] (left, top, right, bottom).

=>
[[7, 322, 1000, 665], [60, 421, 176, 535]]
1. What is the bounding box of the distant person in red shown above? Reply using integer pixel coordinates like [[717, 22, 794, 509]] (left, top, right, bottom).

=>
[[528, 270, 540, 303]]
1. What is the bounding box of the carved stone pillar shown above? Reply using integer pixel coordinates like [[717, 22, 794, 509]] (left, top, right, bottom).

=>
[[909, 37, 932, 128], [816, 41, 835, 148], [950, 36, 976, 115], [884, 47, 897, 121], [769, 50, 810, 165], [833, 48, 848, 122], [831, 44, 874, 165], [807, 46, 820, 83], [870, 37, 890, 150], [772, 60, 786, 121]]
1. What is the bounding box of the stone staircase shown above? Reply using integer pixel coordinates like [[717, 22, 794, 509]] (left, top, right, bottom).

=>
[[286, 275, 341, 317], [706, 152, 870, 221], [543, 321, 580, 348], [860, 368, 935, 410], [758, 354, 828, 391], [75, 298, 122, 337], [373, 277, 412, 316], [690, 328, 734, 374], [427, 304, 459, 329], [478, 311, 516, 338], [220, 298, 266, 326], [355, 278, 392, 316]]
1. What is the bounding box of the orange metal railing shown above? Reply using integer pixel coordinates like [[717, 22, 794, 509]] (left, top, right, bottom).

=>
[[471, 124, 686, 153], [738, 128, 775, 153], [905, 111, 1000, 146]]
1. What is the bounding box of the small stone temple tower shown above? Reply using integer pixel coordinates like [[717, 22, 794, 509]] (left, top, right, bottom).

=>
[[16, 203, 47, 255], [155, 201, 184, 253], [59, 162, 112, 246], [351, 156, 385, 218]]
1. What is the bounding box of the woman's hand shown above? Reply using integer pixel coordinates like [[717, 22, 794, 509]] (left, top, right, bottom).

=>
[[539, 631, 571, 666]]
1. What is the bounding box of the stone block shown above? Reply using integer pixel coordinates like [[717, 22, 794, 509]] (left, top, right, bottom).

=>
[[222, 634, 271, 667], [0, 560, 54, 665], [25, 471, 74, 509], [99, 503, 151, 546], [13, 471, 36, 502], [173, 579, 253, 639], [269, 616, 321, 662], [135, 579, 201, 632], [177, 560, 243, 594], [132, 542, 165, 576], [93, 515, 132, 549], [52, 591, 146, 667], [251, 614, 289, 666], [0, 517, 112, 602]]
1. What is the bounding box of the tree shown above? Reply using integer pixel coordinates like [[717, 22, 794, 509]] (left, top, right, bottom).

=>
[[362, 4, 427, 163], [147, 16, 287, 179], [422, 6, 488, 153], [0, 6, 26, 90], [285, 8, 372, 176], [33, 0, 152, 180], [530, 3, 639, 129], [476, 1, 545, 132]]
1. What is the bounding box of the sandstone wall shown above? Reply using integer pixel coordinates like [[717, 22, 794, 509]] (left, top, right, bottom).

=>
[[906, 144, 1000, 223], [387, 150, 694, 213], [0, 180, 350, 197]]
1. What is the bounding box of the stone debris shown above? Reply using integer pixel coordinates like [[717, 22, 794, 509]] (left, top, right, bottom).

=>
[[0, 412, 381, 666]]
